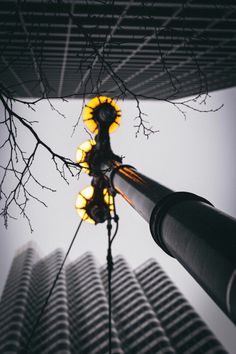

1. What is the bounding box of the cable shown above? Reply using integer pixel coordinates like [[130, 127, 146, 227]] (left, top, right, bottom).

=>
[[20, 219, 83, 354], [106, 194, 119, 354], [107, 217, 113, 354], [111, 216, 119, 244], [111, 192, 119, 244]]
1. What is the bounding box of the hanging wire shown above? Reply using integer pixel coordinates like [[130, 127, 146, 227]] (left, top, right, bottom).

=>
[[107, 217, 113, 354], [110, 189, 119, 244], [20, 219, 84, 354], [106, 191, 119, 354]]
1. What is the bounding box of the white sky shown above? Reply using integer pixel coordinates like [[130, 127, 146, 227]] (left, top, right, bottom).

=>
[[1, 87, 236, 353]]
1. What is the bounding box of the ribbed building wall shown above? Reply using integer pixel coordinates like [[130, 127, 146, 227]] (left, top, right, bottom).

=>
[[100, 256, 175, 354], [0, 245, 228, 354], [66, 252, 123, 354], [28, 250, 71, 354], [0, 245, 39, 354], [135, 259, 226, 354]]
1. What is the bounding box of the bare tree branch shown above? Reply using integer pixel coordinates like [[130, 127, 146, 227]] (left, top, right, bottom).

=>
[[0, 0, 229, 229]]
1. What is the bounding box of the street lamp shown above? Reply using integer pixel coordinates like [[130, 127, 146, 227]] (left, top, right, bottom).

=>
[[75, 96, 236, 326]]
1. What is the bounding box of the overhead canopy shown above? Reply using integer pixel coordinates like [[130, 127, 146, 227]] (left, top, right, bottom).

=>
[[0, 0, 236, 99]]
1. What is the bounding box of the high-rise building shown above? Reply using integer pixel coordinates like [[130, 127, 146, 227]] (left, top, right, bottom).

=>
[[0, 1, 236, 99], [0, 244, 227, 353]]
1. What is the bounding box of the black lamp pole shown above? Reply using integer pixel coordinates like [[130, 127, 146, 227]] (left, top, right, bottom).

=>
[[80, 96, 236, 326], [106, 162, 236, 326]]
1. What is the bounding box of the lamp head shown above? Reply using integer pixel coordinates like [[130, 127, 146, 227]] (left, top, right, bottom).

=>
[[76, 139, 96, 174], [75, 185, 114, 224], [83, 96, 121, 134]]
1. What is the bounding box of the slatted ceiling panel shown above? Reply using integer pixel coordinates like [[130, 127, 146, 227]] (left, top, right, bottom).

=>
[[0, 0, 236, 99]]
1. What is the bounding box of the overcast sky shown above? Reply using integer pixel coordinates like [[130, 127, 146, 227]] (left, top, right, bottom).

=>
[[1, 87, 236, 353]]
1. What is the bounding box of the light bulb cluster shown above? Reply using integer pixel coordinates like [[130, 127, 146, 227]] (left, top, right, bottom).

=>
[[76, 139, 96, 174], [75, 96, 121, 224], [83, 96, 121, 134], [75, 185, 114, 224]]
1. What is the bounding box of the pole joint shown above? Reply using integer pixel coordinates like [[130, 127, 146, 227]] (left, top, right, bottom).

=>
[[150, 192, 213, 256]]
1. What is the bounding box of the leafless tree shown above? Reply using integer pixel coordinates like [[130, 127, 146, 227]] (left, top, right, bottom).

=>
[[0, 0, 229, 229]]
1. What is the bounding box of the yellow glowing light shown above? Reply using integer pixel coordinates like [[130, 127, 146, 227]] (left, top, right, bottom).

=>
[[103, 188, 114, 211], [83, 96, 121, 134], [76, 140, 96, 174], [75, 186, 95, 224]]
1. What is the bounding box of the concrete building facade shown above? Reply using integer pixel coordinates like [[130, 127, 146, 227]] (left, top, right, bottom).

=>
[[0, 244, 227, 353]]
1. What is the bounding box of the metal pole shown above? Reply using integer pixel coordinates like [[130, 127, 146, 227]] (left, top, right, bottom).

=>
[[107, 162, 236, 325]]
